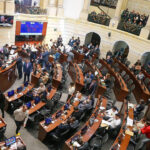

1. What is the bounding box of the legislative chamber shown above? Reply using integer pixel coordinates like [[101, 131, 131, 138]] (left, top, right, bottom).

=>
[[0, 0, 150, 150]]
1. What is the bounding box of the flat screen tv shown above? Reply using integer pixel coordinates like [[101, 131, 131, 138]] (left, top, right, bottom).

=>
[[20, 21, 44, 35], [0, 15, 14, 27]]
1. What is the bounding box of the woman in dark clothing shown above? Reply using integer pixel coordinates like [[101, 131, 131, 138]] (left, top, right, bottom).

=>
[[0, 90, 5, 118]]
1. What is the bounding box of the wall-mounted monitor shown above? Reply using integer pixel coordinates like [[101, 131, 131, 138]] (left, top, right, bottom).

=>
[[16, 21, 47, 36], [0, 15, 14, 27], [20, 21, 44, 35]]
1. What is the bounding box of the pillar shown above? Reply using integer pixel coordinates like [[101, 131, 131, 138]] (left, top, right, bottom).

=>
[[47, 0, 57, 16], [109, 0, 124, 28], [0, 0, 5, 14], [80, 0, 91, 20], [121, 0, 128, 10], [5, 0, 15, 14], [140, 17, 150, 39], [57, 0, 64, 17], [40, 0, 48, 9]]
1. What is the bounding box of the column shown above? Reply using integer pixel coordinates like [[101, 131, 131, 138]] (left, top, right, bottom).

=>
[[140, 17, 150, 39], [57, 0, 64, 17], [0, 0, 5, 14], [47, 0, 57, 16], [109, 0, 124, 28], [40, 0, 48, 9], [80, 0, 91, 20], [5, 0, 15, 14], [121, 0, 128, 10]]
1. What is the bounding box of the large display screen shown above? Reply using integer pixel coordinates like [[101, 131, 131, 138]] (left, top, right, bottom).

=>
[[0, 15, 14, 27], [20, 21, 44, 35]]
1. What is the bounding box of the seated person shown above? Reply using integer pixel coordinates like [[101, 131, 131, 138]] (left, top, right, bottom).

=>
[[140, 121, 150, 139], [55, 120, 71, 135], [104, 73, 113, 88], [34, 83, 46, 95], [69, 117, 79, 129], [40, 70, 49, 85], [133, 119, 145, 133], [134, 99, 145, 119], [106, 55, 113, 65], [104, 106, 118, 120], [84, 75, 92, 89], [105, 114, 121, 129], [132, 60, 142, 75], [136, 71, 145, 81], [88, 78, 97, 95]]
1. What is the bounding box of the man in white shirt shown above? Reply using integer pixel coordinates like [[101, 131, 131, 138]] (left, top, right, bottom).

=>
[[108, 114, 121, 129], [14, 105, 29, 134], [105, 106, 118, 119]]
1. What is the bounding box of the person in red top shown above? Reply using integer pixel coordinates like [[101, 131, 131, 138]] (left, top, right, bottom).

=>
[[141, 121, 150, 138]]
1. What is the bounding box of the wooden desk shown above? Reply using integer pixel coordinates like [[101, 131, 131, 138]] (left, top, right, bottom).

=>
[[84, 60, 106, 97], [72, 50, 84, 63], [59, 52, 67, 64], [0, 116, 6, 129], [0, 61, 17, 92], [38, 96, 80, 141], [110, 100, 128, 149], [0, 136, 26, 149], [52, 63, 63, 88], [114, 59, 150, 102], [64, 97, 107, 150], [69, 63, 84, 92], [5, 83, 34, 103], [111, 105, 134, 150], [100, 59, 128, 101], [31, 69, 42, 85]]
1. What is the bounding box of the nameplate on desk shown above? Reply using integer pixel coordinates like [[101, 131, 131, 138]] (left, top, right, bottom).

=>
[[125, 130, 134, 136]]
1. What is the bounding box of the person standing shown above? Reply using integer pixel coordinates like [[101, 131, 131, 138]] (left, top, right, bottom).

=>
[[0, 90, 5, 118], [14, 105, 28, 134], [23, 59, 32, 83], [16, 57, 23, 79]]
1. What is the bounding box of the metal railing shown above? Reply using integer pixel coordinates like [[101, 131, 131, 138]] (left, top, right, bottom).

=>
[[15, 4, 47, 15]]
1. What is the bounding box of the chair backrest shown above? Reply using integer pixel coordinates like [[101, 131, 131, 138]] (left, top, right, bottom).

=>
[[101, 133, 109, 145], [121, 70, 126, 77], [97, 63, 102, 69], [144, 77, 150, 85], [78, 142, 89, 150], [130, 84, 135, 92], [127, 79, 133, 87], [124, 74, 129, 81]]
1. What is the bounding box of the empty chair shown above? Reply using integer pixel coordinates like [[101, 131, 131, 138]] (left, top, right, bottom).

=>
[[121, 70, 126, 78], [127, 79, 133, 88], [113, 63, 119, 68], [129, 84, 135, 93], [124, 74, 129, 81], [78, 142, 89, 150], [144, 77, 150, 86], [90, 136, 102, 150]]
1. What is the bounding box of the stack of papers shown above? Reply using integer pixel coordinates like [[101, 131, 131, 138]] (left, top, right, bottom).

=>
[[127, 117, 133, 126]]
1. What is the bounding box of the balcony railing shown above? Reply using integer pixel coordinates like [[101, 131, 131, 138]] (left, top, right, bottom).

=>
[[117, 21, 143, 36], [15, 4, 47, 15], [90, 0, 118, 9], [88, 12, 110, 26]]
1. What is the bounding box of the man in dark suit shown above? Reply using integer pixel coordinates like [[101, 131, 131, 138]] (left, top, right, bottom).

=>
[[42, 50, 50, 68], [23, 59, 32, 83], [3, 44, 9, 59], [16, 57, 23, 79], [88, 78, 97, 95], [0, 90, 5, 118]]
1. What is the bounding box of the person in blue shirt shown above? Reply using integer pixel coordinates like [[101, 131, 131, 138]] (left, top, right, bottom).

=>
[[42, 50, 50, 68]]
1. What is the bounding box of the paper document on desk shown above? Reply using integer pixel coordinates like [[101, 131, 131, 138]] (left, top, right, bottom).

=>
[[100, 106, 105, 110], [125, 130, 134, 136], [127, 117, 133, 126], [128, 103, 134, 108], [101, 120, 111, 126]]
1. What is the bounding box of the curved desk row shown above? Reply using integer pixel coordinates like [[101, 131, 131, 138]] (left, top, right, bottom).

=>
[[38, 94, 80, 141], [114, 58, 150, 102], [0, 61, 17, 92], [63, 96, 107, 150], [84, 60, 106, 97], [68, 62, 84, 92], [100, 59, 129, 101]]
